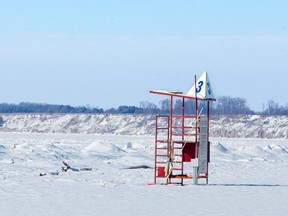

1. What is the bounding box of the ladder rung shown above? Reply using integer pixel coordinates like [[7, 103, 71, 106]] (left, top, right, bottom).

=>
[[156, 140, 169, 143], [172, 168, 183, 170], [172, 134, 197, 136], [155, 161, 182, 164], [172, 126, 196, 129], [173, 140, 196, 144], [170, 175, 207, 179], [172, 175, 192, 179]]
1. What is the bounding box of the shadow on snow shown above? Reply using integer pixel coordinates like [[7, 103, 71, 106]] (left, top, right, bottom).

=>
[[209, 183, 288, 187]]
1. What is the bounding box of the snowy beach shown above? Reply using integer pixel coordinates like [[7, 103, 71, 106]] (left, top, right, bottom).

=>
[[0, 132, 287, 216]]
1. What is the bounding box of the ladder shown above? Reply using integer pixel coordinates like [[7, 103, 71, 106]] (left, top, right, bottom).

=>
[[153, 115, 198, 185]]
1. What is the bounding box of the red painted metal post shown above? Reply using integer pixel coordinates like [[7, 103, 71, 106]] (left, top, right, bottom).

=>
[[195, 75, 198, 157], [169, 95, 173, 141], [154, 116, 158, 184], [182, 97, 185, 141], [181, 97, 185, 185]]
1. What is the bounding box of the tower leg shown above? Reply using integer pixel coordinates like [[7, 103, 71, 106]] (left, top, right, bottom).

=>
[[193, 166, 198, 185]]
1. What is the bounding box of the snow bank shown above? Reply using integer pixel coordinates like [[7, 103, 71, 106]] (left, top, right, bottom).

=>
[[0, 114, 287, 138], [82, 141, 126, 157], [210, 115, 288, 138]]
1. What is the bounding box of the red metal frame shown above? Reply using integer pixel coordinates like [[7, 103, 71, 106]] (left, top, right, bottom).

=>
[[150, 76, 211, 185]]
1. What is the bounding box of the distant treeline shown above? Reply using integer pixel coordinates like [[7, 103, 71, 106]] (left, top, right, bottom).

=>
[[0, 97, 287, 115], [0, 102, 105, 114]]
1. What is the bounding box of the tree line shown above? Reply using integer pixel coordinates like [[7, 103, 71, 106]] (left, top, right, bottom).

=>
[[0, 102, 104, 114], [0, 97, 286, 115]]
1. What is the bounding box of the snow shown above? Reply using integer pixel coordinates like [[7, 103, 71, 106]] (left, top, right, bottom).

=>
[[1, 113, 288, 138], [0, 132, 288, 216]]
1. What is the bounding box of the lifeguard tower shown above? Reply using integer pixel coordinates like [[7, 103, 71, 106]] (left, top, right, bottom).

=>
[[150, 71, 215, 185]]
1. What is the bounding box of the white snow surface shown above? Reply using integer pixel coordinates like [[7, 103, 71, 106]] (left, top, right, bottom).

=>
[[0, 132, 288, 216], [1, 113, 288, 138]]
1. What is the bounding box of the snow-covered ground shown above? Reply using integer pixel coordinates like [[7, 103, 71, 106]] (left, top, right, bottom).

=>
[[0, 132, 287, 216]]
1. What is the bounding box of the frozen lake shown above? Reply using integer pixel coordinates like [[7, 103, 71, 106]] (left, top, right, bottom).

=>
[[0, 132, 287, 216]]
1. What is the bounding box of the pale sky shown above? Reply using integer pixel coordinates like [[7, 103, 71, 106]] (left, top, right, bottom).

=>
[[0, 0, 287, 111]]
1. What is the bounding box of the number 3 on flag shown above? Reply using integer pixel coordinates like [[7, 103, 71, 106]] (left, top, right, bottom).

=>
[[196, 81, 203, 93]]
